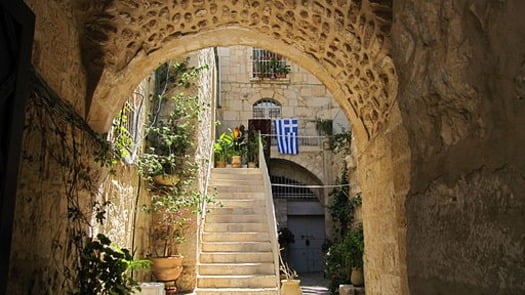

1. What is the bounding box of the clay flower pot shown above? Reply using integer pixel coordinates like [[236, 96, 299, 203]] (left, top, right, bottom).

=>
[[231, 155, 242, 168], [150, 255, 184, 282], [280, 279, 302, 295]]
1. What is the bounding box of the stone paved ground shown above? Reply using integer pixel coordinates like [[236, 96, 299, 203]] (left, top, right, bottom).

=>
[[300, 272, 331, 295]]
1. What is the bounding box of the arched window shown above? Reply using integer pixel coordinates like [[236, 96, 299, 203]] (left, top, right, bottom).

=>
[[252, 99, 282, 119]]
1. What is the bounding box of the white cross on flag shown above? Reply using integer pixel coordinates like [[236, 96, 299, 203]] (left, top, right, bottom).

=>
[[274, 119, 299, 154]]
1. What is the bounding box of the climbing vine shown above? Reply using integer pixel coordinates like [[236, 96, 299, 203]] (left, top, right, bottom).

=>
[[22, 71, 144, 294]]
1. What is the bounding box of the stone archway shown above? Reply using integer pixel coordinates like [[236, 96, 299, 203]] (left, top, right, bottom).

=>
[[78, 1, 408, 294]]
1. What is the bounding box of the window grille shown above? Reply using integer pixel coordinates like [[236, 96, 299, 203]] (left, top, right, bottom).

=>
[[108, 85, 146, 163], [252, 48, 290, 79], [270, 175, 320, 200], [253, 99, 282, 119]]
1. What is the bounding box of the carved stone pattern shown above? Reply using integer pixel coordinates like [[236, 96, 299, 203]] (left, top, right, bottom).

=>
[[82, 0, 395, 138]]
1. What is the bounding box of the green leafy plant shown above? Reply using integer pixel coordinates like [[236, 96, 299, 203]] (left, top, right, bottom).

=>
[[139, 60, 217, 258], [314, 118, 333, 136], [246, 130, 260, 164], [144, 182, 209, 257], [328, 166, 352, 236], [345, 224, 364, 269], [213, 131, 235, 163], [138, 60, 207, 180], [76, 233, 151, 295], [325, 163, 363, 292], [324, 224, 364, 292]]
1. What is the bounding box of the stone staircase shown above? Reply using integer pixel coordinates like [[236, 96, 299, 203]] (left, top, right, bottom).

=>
[[195, 168, 279, 295]]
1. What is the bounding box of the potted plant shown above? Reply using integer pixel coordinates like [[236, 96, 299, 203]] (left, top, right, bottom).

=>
[[279, 249, 301, 295], [77, 233, 152, 295], [346, 224, 364, 286], [138, 60, 208, 290], [275, 63, 291, 78], [213, 131, 235, 167], [144, 183, 202, 284], [246, 130, 260, 168], [138, 61, 203, 185], [278, 227, 295, 262], [231, 125, 247, 168]]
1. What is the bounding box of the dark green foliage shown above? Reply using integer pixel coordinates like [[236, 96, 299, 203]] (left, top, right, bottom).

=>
[[328, 166, 352, 236], [278, 227, 295, 246], [324, 224, 364, 293], [76, 233, 151, 295]]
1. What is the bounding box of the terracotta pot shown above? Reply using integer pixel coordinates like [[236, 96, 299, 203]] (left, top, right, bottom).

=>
[[280, 279, 302, 295], [248, 161, 257, 168], [350, 267, 364, 286], [231, 155, 242, 168], [215, 161, 227, 168], [153, 174, 179, 186], [151, 255, 184, 282]]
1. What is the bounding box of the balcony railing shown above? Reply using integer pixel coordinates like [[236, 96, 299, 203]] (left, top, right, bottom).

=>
[[261, 134, 326, 147], [216, 120, 328, 148]]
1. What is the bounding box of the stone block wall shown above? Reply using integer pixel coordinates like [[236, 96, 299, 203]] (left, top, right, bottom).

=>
[[393, 0, 525, 293], [25, 0, 87, 116], [8, 75, 118, 294], [216, 46, 348, 134]]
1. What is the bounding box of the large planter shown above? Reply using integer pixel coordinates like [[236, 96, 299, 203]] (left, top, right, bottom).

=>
[[280, 279, 302, 295], [350, 267, 364, 286], [151, 255, 184, 282], [215, 161, 227, 168]]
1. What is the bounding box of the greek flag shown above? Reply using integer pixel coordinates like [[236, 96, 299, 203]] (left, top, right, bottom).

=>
[[274, 119, 299, 154]]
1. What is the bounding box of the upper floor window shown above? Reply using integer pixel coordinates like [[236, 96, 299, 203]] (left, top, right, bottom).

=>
[[252, 99, 282, 119], [252, 48, 290, 79]]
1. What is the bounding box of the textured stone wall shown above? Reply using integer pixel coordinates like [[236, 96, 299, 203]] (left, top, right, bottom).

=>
[[8, 76, 113, 294], [25, 0, 87, 115], [393, 0, 525, 293], [216, 45, 346, 136]]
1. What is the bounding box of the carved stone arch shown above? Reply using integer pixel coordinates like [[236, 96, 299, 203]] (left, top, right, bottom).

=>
[[82, 0, 397, 146], [271, 156, 326, 187]]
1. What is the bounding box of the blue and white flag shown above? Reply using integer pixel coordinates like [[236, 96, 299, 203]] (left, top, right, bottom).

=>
[[274, 119, 299, 154]]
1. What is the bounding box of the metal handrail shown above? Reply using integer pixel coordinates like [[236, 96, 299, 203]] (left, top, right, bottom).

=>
[[195, 132, 215, 288], [261, 133, 327, 147], [258, 132, 281, 292]]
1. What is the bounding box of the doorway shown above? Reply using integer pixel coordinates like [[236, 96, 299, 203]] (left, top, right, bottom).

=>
[[287, 202, 325, 273]]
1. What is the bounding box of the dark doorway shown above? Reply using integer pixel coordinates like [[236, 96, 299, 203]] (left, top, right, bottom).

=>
[[0, 1, 34, 294]]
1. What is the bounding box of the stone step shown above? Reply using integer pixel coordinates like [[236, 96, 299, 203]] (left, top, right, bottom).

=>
[[208, 199, 266, 208], [205, 214, 266, 223], [211, 168, 262, 175], [194, 287, 278, 295], [210, 177, 263, 185], [202, 232, 270, 242], [198, 262, 275, 275], [197, 275, 277, 288], [211, 185, 264, 193], [201, 241, 272, 252], [204, 222, 268, 232], [206, 207, 262, 215], [200, 252, 273, 263], [210, 192, 266, 200]]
